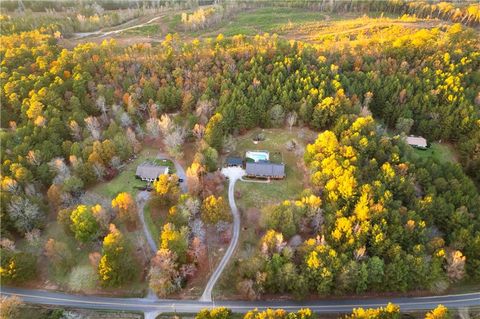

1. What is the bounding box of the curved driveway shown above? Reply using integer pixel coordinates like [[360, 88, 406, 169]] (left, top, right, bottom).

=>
[[200, 167, 244, 301]]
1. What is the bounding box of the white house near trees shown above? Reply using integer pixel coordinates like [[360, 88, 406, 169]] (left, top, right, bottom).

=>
[[406, 135, 428, 149], [135, 163, 169, 182]]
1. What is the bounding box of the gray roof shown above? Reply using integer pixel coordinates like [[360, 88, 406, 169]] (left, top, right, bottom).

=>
[[135, 163, 169, 180], [245, 162, 285, 178]]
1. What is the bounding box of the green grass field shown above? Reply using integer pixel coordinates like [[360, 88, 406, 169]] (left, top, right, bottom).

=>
[[36, 221, 147, 296], [143, 202, 161, 244], [192, 7, 328, 37], [122, 24, 162, 36], [91, 147, 159, 199], [233, 128, 316, 210], [413, 142, 457, 164]]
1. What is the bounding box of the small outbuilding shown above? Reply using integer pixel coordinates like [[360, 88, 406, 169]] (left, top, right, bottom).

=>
[[226, 156, 243, 167], [245, 162, 285, 179], [135, 163, 169, 182], [406, 135, 428, 150]]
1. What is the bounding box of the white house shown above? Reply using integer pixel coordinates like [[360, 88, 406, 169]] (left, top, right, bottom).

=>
[[406, 136, 428, 149], [135, 163, 169, 182]]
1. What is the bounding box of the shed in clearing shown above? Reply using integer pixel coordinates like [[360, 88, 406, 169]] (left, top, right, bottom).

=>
[[406, 136, 428, 150]]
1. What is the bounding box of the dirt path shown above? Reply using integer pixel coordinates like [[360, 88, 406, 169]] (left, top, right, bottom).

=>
[[69, 12, 170, 46]]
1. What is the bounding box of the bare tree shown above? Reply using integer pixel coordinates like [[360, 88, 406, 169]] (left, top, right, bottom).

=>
[[180, 263, 197, 279], [92, 163, 106, 181], [360, 91, 373, 117], [84, 116, 101, 140], [459, 307, 471, 319], [192, 123, 205, 141], [237, 279, 258, 300], [96, 95, 108, 123], [186, 162, 202, 194], [149, 103, 158, 119], [0, 296, 24, 319], [184, 197, 201, 217], [195, 99, 213, 124], [146, 118, 160, 138], [110, 156, 122, 169], [126, 128, 141, 153], [69, 120, 81, 140], [120, 112, 132, 127], [164, 125, 187, 158], [49, 158, 71, 184], [159, 114, 173, 136], [446, 249, 466, 281], [26, 150, 41, 166], [189, 219, 205, 243], [25, 228, 42, 253], [148, 249, 180, 297], [7, 196, 43, 234], [0, 238, 16, 251], [286, 111, 297, 130]]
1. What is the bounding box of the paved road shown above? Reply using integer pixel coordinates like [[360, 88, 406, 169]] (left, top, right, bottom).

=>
[[200, 167, 244, 302], [1, 287, 479, 314]]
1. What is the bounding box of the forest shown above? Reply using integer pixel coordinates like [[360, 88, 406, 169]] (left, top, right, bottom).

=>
[[1, 0, 480, 301]]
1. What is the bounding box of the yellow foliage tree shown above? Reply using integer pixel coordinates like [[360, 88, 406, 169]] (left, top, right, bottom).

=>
[[201, 195, 230, 224], [111, 192, 137, 224]]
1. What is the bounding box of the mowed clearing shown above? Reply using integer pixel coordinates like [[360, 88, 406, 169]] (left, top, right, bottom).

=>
[[413, 142, 458, 164], [90, 147, 174, 199], [232, 128, 317, 211]]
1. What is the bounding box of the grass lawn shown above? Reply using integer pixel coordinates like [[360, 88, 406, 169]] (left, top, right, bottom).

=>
[[90, 147, 160, 199], [167, 13, 182, 31], [214, 127, 317, 299], [233, 128, 316, 211], [153, 158, 176, 174], [192, 7, 328, 37], [122, 24, 162, 36], [144, 201, 161, 244], [16, 305, 143, 319], [32, 221, 147, 296], [413, 142, 457, 164]]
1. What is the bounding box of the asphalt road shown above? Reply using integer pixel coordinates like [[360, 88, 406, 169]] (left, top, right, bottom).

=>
[[200, 167, 244, 301], [1, 287, 479, 314]]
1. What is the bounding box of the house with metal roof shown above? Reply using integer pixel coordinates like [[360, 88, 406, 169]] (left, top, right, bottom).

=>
[[245, 161, 285, 179], [135, 163, 169, 182]]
